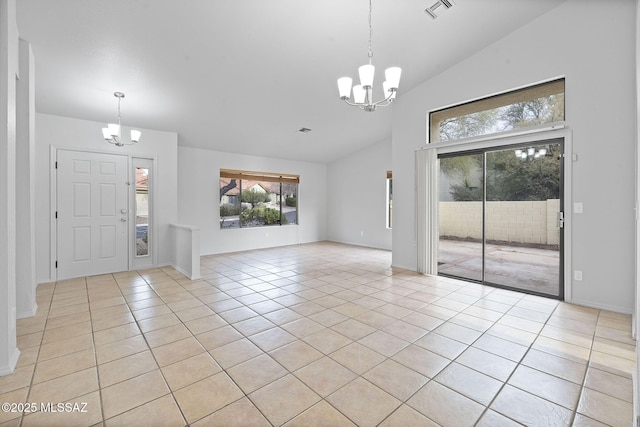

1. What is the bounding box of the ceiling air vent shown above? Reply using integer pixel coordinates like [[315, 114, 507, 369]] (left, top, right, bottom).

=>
[[425, 0, 453, 19]]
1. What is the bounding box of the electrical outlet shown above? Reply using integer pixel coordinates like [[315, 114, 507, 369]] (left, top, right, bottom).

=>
[[574, 270, 583, 281]]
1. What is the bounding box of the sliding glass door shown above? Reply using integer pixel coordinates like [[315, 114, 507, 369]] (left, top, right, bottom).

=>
[[437, 139, 563, 298], [438, 153, 483, 282]]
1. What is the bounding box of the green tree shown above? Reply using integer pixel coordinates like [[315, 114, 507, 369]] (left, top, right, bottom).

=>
[[450, 178, 483, 201], [241, 207, 286, 227], [502, 94, 564, 130], [439, 109, 499, 142], [439, 155, 478, 181], [241, 189, 270, 206], [485, 145, 560, 201], [438, 93, 565, 141], [443, 145, 560, 202], [440, 94, 564, 202], [441, 155, 483, 201]]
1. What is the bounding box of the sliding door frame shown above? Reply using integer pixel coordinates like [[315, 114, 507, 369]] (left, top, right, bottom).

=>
[[420, 127, 573, 302]]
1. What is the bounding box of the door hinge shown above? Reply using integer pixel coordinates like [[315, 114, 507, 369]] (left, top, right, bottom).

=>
[[55, 261, 58, 268], [55, 161, 58, 169], [55, 211, 58, 219]]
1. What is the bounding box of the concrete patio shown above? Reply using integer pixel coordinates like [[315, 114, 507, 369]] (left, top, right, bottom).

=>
[[438, 239, 561, 297]]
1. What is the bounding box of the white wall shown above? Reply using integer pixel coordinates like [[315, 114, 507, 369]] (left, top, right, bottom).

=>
[[35, 113, 178, 283], [392, 0, 636, 313], [177, 146, 327, 255], [327, 138, 392, 250], [16, 39, 36, 319], [0, 0, 20, 375]]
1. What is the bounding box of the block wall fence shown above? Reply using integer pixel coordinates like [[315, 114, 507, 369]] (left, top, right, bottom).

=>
[[439, 199, 560, 246]]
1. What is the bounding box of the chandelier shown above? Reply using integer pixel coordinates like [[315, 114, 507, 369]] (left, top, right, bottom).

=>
[[101, 92, 141, 146], [337, 0, 401, 112]]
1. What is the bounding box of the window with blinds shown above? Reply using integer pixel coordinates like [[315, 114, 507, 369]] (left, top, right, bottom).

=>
[[219, 169, 299, 229]]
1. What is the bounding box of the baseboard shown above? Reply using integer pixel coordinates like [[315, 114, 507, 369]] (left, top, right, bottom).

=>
[[17, 303, 38, 319], [170, 264, 201, 281], [326, 239, 392, 252], [390, 262, 418, 272], [569, 298, 633, 315], [0, 347, 21, 377]]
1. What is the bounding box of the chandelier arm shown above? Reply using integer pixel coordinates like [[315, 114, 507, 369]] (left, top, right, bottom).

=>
[[371, 90, 396, 107], [342, 98, 364, 107]]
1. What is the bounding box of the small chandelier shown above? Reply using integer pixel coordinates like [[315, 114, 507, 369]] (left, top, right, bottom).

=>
[[337, 0, 401, 112], [101, 92, 141, 146]]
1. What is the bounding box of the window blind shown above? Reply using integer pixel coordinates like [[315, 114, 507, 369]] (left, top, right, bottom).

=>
[[220, 169, 299, 184]]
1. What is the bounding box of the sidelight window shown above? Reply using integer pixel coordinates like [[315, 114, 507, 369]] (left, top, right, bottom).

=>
[[135, 167, 150, 257], [386, 171, 392, 229]]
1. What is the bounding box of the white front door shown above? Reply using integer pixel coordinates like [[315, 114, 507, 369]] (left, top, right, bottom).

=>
[[57, 150, 129, 279]]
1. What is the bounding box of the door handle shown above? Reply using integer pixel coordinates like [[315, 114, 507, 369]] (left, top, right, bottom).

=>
[[121, 209, 127, 214], [556, 211, 564, 229], [121, 218, 127, 222]]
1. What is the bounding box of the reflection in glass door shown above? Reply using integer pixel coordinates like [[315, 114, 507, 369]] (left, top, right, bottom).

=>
[[438, 153, 483, 282], [485, 143, 562, 296], [438, 139, 563, 298]]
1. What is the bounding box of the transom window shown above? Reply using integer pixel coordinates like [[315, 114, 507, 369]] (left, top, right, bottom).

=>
[[430, 79, 565, 143], [219, 169, 298, 229]]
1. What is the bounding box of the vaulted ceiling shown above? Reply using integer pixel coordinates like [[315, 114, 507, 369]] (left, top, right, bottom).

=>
[[16, 0, 566, 163]]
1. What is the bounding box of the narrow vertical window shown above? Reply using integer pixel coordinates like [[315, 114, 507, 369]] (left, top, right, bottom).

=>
[[386, 171, 392, 229], [135, 167, 150, 256]]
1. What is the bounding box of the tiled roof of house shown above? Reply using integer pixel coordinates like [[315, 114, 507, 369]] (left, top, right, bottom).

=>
[[219, 178, 279, 196]]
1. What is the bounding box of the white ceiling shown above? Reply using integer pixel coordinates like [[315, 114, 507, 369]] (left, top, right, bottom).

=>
[[16, 0, 566, 163]]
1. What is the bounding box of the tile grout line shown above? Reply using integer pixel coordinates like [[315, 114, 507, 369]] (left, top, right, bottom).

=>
[[470, 293, 556, 426], [133, 271, 191, 427], [17, 278, 57, 427], [153, 267, 286, 426]]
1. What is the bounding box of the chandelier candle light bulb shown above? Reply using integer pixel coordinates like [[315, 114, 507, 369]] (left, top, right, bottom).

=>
[[358, 64, 375, 88], [337, 0, 401, 112], [353, 85, 366, 104]]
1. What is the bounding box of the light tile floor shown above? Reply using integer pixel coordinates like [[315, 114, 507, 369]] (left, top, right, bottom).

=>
[[0, 242, 635, 426]]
